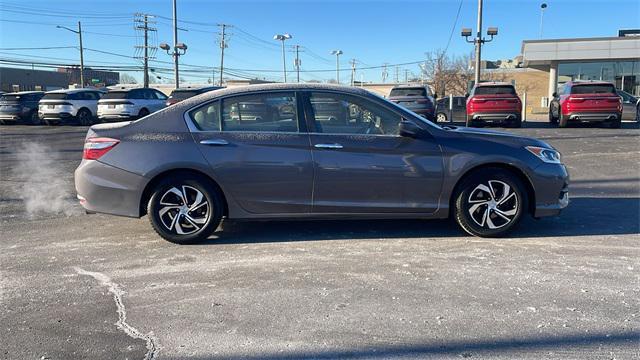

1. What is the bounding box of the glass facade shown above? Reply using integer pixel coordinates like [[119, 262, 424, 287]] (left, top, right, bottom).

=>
[[558, 61, 640, 95]]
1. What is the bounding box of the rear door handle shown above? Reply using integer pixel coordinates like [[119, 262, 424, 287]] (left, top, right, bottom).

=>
[[314, 143, 343, 149], [200, 139, 229, 146]]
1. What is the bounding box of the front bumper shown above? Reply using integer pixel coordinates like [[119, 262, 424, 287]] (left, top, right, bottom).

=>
[[531, 163, 570, 217], [75, 159, 149, 218]]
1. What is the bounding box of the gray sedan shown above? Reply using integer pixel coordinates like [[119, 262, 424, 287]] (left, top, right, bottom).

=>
[[75, 84, 569, 244]]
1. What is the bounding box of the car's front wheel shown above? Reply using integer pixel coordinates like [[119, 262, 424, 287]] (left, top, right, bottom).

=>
[[436, 112, 447, 122], [454, 168, 526, 237], [147, 174, 223, 244]]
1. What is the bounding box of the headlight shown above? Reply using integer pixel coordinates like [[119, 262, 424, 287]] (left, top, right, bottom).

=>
[[525, 146, 561, 164]]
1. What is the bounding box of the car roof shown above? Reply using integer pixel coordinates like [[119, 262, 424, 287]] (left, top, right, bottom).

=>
[[172, 86, 221, 92], [106, 87, 156, 92], [391, 84, 428, 89], [186, 83, 373, 102], [475, 82, 513, 87], [45, 88, 102, 94], [567, 80, 614, 86], [2, 91, 45, 95]]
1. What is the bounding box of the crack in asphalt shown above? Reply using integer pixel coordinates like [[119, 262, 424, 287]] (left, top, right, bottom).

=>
[[74, 267, 159, 360]]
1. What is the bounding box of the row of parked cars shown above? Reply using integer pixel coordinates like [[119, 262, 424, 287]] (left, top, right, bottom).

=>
[[0, 86, 222, 125], [388, 81, 640, 128]]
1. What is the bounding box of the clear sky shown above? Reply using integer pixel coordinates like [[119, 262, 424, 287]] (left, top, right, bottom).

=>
[[1, 0, 638, 84]]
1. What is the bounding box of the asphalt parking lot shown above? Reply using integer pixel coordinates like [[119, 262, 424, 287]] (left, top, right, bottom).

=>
[[1, 121, 639, 360]]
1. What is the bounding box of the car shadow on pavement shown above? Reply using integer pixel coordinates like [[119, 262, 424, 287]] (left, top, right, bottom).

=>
[[202, 197, 639, 245], [161, 330, 639, 360]]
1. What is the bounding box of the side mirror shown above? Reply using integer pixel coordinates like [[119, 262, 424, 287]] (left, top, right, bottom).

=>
[[399, 119, 422, 138], [552, 92, 558, 98]]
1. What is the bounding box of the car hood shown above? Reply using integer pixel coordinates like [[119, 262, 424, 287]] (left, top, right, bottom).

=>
[[446, 126, 553, 149]]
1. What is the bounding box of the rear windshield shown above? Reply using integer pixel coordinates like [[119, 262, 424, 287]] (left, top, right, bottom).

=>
[[390, 88, 427, 97], [42, 93, 68, 100], [571, 84, 616, 94], [170, 90, 199, 100], [474, 86, 516, 95], [101, 91, 128, 100]]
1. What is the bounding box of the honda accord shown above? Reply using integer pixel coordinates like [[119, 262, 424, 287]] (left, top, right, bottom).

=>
[[75, 84, 569, 244]]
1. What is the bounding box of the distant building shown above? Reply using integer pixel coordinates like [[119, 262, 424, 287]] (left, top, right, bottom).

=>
[[0, 67, 68, 92], [0, 66, 119, 92]]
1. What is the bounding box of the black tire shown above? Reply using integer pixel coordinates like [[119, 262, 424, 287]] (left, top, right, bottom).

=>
[[76, 108, 93, 126], [138, 108, 150, 119], [454, 168, 527, 237], [608, 115, 622, 129], [636, 104, 640, 123], [436, 112, 447, 123], [28, 111, 41, 125], [465, 115, 478, 127], [147, 174, 223, 244], [509, 115, 522, 128], [548, 106, 558, 125]]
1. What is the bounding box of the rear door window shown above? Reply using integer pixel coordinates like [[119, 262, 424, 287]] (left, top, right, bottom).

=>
[[189, 101, 220, 131], [221, 92, 298, 133]]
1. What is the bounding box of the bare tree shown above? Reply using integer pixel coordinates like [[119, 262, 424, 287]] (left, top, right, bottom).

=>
[[421, 50, 474, 97], [119, 73, 138, 84]]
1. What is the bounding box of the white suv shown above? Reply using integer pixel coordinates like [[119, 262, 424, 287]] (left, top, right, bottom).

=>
[[38, 89, 104, 125], [98, 88, 168, 121]]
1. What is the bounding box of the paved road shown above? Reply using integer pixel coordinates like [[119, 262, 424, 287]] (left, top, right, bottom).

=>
[[1, 122, 639, 360]]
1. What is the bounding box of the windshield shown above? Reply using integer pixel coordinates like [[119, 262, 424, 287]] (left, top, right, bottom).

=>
[[101, 91, 128, 100], [42, 93, 68, 100], [571, 84, 616, 94], [390, 88, 427, 97], [375, 92, 442, 130], [474, 86, 516, 95]]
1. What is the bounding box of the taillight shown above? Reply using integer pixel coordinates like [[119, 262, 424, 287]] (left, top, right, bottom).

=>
[[568, 96, 585, 103], [471, 97, 486, 103], [83, 137, 119, 160]]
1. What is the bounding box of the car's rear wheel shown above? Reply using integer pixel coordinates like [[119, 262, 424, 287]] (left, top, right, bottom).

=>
[[147, 174, 223, 244], [76, 108, 93, 126], [138, 108, 150, 118], [465, 115, 478, 127], [436, 112, 447, 122], [509, 115, 522, 128], [558, 112, 568, 128], [29, 111, 41, 125], [608, 115, 621, 129], [454, 168, 526, 237]]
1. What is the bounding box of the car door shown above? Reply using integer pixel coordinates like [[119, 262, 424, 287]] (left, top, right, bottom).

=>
[[190, 91, 314, 214], [619, 92, 637, 121], [304, 91, 443, 214], [453, 97, 467, 120], [151, 89, 168, 112]]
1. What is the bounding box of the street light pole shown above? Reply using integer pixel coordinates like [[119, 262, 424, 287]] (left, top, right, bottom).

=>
[[474, 0, 483, 85], [172, 0, 179, 88], [273, 34, 292, 83], [330, 50, 343, 84], [539, 3, 548, 39], [56, 22, 85, 87]]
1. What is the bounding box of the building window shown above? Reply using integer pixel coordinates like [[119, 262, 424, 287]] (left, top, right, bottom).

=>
[[559, 61, 640, 96]]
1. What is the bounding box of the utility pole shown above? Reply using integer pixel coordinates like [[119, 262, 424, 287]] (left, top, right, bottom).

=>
[[462, 0, 498, 86], [350, 59, 356, 86], [56, 22, 84, 87], [218, 23, 230, 87], [330, 50, 343, 84], [135, 13, 157, 88], [294, 45, 301, 83], [395, 66, 399, 83]]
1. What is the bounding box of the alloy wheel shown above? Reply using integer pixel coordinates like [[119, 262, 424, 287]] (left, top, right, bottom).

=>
[[158, 185, 210, 235], [467, 180, 518, 229], [436, 113, 447, 122]]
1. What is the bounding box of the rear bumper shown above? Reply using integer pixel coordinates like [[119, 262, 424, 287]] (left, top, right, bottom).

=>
[[39, 112, 74, 121], [530, 163, 570, 217], [74, 159, 148, 218], [0, 113, 23, 121], [566, 112, 620, 121], [470, 112, 520, 121], [98, 114, 136, 121]]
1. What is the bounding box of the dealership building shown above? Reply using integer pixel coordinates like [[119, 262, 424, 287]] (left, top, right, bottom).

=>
[[521, 32, 640, 107]]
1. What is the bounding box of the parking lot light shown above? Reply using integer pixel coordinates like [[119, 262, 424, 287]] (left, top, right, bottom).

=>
[[330, 50, 343, 84], [274, 34, 292, 82]]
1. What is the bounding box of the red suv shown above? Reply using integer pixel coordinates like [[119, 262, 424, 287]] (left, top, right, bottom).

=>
[[466, 82, 522, 128], [549, 81, 622, 128]]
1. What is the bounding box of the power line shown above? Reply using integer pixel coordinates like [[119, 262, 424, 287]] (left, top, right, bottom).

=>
[[0, 46, 77, 51], [444, 0, 465, 55]]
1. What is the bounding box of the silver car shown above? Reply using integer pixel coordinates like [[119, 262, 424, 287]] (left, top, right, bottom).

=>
[[97, 87, 167, 121], [75, 84, 569, 244], [38, 89, 104, 125]]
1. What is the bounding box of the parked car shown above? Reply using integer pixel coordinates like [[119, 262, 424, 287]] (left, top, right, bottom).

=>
[[466, 82, 522, 128], [166, 86, 222, 106], [75, 84, 569, 244], [388, 85, 436, 120], [435, 96, 467, 122], [617, 90, 639, 122], [97, 88, 167, 121], [548, 81, 622, 128], [0, 91, 44, 125], [38, 89, 104, 125]]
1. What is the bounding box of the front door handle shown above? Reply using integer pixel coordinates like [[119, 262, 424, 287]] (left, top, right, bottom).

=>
[[314, 143, 343, 149], [200, 139, 229, 146]]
